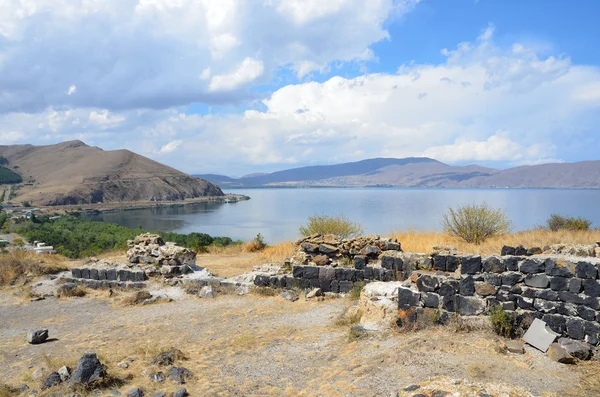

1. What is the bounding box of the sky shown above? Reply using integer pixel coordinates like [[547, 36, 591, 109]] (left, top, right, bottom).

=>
[[1, 0, 599, 176]]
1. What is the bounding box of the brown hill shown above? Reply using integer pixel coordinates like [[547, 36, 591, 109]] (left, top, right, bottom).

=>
[[0, 140, 223, 205]]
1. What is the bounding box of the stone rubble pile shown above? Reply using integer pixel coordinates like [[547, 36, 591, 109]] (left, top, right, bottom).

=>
[[126, 233, 197, 276], [293, 234, 402, 267], [502, 242, 600, 257]]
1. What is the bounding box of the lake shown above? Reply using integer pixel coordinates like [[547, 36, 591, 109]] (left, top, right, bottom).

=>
[[85, 188, 600, 244]]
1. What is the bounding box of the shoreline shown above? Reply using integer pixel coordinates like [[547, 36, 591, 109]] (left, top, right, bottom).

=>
[[36, 194, 250, 215]]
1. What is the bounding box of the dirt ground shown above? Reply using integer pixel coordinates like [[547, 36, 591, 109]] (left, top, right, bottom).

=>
[[1, 280, 598, 397]]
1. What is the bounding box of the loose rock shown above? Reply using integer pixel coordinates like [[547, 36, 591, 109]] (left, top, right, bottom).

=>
[[281, 290, 299, 302], [126, 388, 144, 397], [70, 353, 106, 385], [546, 343, 575, 364], [27, 329, 49, 344]]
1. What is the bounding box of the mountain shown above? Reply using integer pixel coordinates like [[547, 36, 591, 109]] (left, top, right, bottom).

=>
[[0, 140, 223, 206], [196, 158, 600, 189]]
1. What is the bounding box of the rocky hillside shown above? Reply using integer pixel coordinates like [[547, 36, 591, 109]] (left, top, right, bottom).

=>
[[0, 140, 223, 206], [197, 157, 600, 189]]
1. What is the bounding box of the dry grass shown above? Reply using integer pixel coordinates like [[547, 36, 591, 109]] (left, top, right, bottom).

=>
[[390, 228, 600, 255], [255, 241, 295, 263], [0, 251, 69, 286], [57, 284, 87, 298], [0, 384, 17, 397]]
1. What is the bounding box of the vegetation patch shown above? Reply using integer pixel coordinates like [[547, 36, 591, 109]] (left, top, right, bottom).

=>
[[546, 213, 592, 231], [299, 214, 364, 239], [0, 166, 22, 184], [442, 203, 511, 245], [489, 305, 516, 338], [0, 251, 68, 286]]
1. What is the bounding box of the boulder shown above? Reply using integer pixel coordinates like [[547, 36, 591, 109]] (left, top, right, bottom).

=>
[[546, 343, 574, 364], [397, 287, 420, 309], [58, 366, 71, 382], [42, 372, 61, 389], [198, 286, 217, 299], [520, 259, 545, 274], [558, 337, 592, 360], [27, 329, 49, 344], [280, 290, 299, 302], [457, 296, 486, 316], [524, 274, 549, 288], [173, 389, 188, 397], [152, 349, 184, 367], [460, 256, 482, 274], [306, 288, 323, 299], [70, 353, 106, 385], [504, 340, 525, 354], [126, 388, 144, 397], [312, 255, 329, 266], [148, 372, 166, 383], [169, 367, 190, 384]]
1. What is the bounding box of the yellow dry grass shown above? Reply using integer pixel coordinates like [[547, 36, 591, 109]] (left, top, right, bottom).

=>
[[390, 228, 600, 255], [198, 241, 295, 277], [0, 251, 70, 286]]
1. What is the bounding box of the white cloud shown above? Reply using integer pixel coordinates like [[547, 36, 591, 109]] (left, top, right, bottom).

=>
[[66, 85, 77, 95], [209, 58, 264, 92], [158, 140, 183, 154], [0, 0, 411, 112], [1, 24, 599, 175]]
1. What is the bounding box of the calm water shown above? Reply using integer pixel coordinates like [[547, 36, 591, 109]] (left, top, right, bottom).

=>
[[85, 188, 600, 244]]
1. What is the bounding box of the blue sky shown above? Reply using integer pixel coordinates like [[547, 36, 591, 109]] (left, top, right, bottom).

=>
[[1, 0, 599, 175]]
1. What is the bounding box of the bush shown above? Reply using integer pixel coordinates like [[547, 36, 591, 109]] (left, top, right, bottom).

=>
[[546, 213, 592, 231], [442, 203, 511, 244], [489, 305, 516, 338], [243, 233, 267, 252], [299, 214, 364, 239]]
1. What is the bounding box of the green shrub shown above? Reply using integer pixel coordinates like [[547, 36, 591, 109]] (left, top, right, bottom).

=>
[[442, 203, 511, 244], [546, 213, 592, 231], [348, 281, 366, 301], [489, 305, 515, 338], [299, 214, 364, 239], [0, 166, 21, 184]]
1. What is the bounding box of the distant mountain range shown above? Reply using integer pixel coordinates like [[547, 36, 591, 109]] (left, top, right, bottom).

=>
[[0, 140, 223, 206], [195, 157, 600, 189]]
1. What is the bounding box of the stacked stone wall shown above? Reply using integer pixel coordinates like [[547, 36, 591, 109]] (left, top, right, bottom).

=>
[[400, 254, 600, 344]]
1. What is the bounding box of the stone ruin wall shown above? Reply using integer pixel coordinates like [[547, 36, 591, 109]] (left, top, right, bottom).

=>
[[64, 234, 197, 289], [254, 235, 600, 344]]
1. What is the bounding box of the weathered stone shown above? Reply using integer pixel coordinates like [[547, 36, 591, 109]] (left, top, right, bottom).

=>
[[460, 276, 475, 296], [520, 259, 545, 274], [354, 256, 367, 270], [305, 288, 323, 299], [566, 318, 586, 340], [445, 256, 459, 272], [501, 272, 522, 286], [381, 255, 396, 270], [502, 301, 516, 311], [583, 296, 600, 310], [475, 283, 496, 296], [150, 393, 166, 397], [301, 242, 319, 253], [524, 274, 549, 288], [505, 257, 519, 271], [568, 278, 582, 293], [438, 280, 459, 296], [546, 343, 574, 364], [577, 306, 596, 321], [42, 372, 61, 389], [515, 246, 528, 256], [458, 295, 486, 315], [303, 267, 319, 279], [98, 269, 107, 280], [148, 372, 166, 383], [318, 266, 335, 282], [360, 245, 380, 256], [71, 268, 82, 278], [584, 321, 600, 345], [558, 291, 584, 305], [292, 266, 303, 278], [90, 268, 99, 280], [483, 273, 501, 286], [576, 262, 598, 279], [27, 329, 48, 344], [198, 286, 216, 299], [504, 340, 525, 354], [58, 366, 70, 382], [106, 269, 117, 281], [421, 292, 440, 308], [363, 267, 374, 280], [393, 257, 404, 272], [534, 299, 557, 314], [441, 295, 458, 312], [281, 290, 299, 302], [312, 255, 329, 266], [432, 255, 446, 271], [536, 289, 559, 301], [545, 259, 575, 277], [550, 277, 568, 291], [558, 337, 592, 360], [338, 281, 353, 293], [461, 256, 482, 274], [70, 353, 105, 385], [527, 247, 542, 256], [483, 256, 505, 273], [81, 268, 90, 279], [383, 241, 401, 251], [517, 296, 533, 309], [583, 279, 600, 297], [398, 287, 420, 309], [416, 275, 439, 293], [542, 314, 567, 334], [501, 246, 516, 256], [126, 388, 144, 397], [556, 302, 578, 317], [173, 389, 188, 397], [169, 367, 190, 384]]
